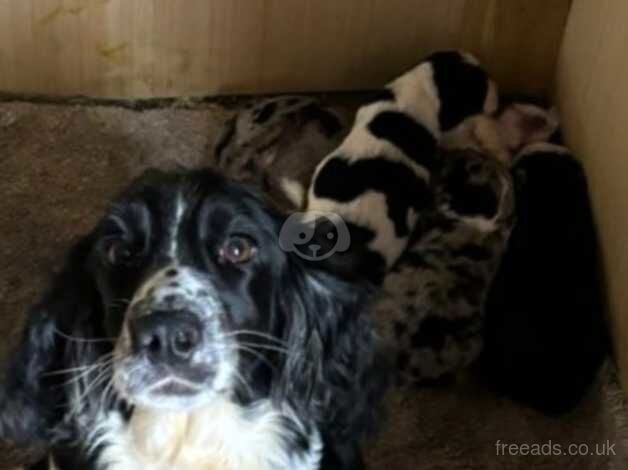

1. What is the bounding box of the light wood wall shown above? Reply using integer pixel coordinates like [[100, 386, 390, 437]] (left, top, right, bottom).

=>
[[556, 0, 628, 390], [0, 0, 570, 98]]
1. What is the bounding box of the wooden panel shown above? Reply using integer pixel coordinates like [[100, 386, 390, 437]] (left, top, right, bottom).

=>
[[0, 0, 570, 98], [556, 0, 628, 391]]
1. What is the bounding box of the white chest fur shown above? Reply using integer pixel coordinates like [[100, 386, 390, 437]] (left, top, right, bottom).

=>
[[89, 398, 321, 470]]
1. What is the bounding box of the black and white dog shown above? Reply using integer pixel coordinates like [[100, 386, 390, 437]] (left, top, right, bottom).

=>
[[0, 170, 387, 469]]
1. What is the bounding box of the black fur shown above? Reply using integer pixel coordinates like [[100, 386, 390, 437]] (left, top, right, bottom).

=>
[[0, 169, 387, 469], [480, 147, 609, 414], [428, 51, 491, 131], [312, 156, 431, 239], [367, 111, 438, 171]]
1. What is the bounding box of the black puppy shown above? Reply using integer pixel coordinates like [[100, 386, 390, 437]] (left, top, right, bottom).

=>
[[481, 143, 609, 414], [0, 169, 387, 469]]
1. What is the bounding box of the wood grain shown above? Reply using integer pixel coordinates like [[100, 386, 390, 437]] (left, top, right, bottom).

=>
[[0, 0, 570, 98], [556, 0, 628, 391]]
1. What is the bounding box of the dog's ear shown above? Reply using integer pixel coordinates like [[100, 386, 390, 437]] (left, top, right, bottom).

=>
[[278, 250, 387, 467], [0, 235, 100, 446]]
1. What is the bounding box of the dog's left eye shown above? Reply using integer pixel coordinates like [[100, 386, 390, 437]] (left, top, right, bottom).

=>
[[218, 236, 256, 264]]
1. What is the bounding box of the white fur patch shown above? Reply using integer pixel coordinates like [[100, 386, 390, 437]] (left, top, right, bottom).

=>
[[387, 63, 441, 138], [280, 178, 306, 209], [309, 191, 408, 267], [90, 398, 321, 470], [168, 191, 186, 258]]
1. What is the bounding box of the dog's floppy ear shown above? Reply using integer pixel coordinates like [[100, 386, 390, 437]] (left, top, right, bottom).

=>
[[0, 235, 100, 446], [277, 247, 387, 468]]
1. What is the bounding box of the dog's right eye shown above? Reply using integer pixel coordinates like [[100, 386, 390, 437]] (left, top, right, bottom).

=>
[[104, 238, 139, 267], [218, 235, 257, 265]]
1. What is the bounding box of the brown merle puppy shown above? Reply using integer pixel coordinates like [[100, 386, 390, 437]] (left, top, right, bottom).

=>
[[377, 143, 515, 384], [366, 105, 562, 384], [213, 96, 349, 212]]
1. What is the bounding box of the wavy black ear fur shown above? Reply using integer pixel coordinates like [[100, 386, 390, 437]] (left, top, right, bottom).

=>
[[278, 247, 388, 469], [0, 235, 101, 446]]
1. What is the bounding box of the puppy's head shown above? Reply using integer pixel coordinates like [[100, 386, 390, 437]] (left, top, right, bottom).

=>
[[425, 50, 499, 131], [0, 169, 380, 445]]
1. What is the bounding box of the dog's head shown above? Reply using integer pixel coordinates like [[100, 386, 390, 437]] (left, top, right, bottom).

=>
[[0, 169, 382, 447]]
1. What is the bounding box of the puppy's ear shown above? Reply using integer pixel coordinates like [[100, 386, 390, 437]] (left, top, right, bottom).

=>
[[0, 235, 99, 446], [278, 251, 387, 467], [496, 103, 559, 154]]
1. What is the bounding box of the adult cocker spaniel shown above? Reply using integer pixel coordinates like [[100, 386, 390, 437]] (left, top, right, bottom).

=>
[[0, 169, 386, 470]]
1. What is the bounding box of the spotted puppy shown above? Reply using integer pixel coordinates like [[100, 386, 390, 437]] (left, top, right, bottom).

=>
[[375, 144, 514, 384], [307, 50, 499, 281], [376, 103, 563, 384]]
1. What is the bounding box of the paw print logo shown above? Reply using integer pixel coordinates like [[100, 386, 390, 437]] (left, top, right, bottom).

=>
[[279, 211, 350, 261]]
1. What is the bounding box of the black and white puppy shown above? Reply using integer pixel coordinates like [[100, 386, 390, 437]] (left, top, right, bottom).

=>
[[307, 50, 498, 280], [480, 142, 609, 414], [0, 170, 387, 469]]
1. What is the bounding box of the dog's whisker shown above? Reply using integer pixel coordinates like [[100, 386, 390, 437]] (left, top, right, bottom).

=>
[[52, 326, 116, 344], [61, 360, 116, 388], [99, 375, 119, 412], [71, 365, 113, 416], [223, 330, 288, 347], [237, 342, 289, 355], [45, 353, 116, 377], [232, 369, 254, 399], [229, 345, 278, 371]]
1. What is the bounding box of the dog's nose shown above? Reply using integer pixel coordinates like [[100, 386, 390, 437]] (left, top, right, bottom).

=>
[[309, 243, 321, 254], [129, 310, 202, 362]]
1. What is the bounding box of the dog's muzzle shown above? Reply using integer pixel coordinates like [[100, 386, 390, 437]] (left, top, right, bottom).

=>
[[113, 266, 236, 409]]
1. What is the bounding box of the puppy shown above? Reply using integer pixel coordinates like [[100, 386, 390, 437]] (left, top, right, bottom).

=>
[[376, 103, 567, 385], [213, 96, 348, 212], [376, 127, 515, 384], [480, 141, 609, 414], [0, 170, 387, 469], [307, 50, 499, 281]]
